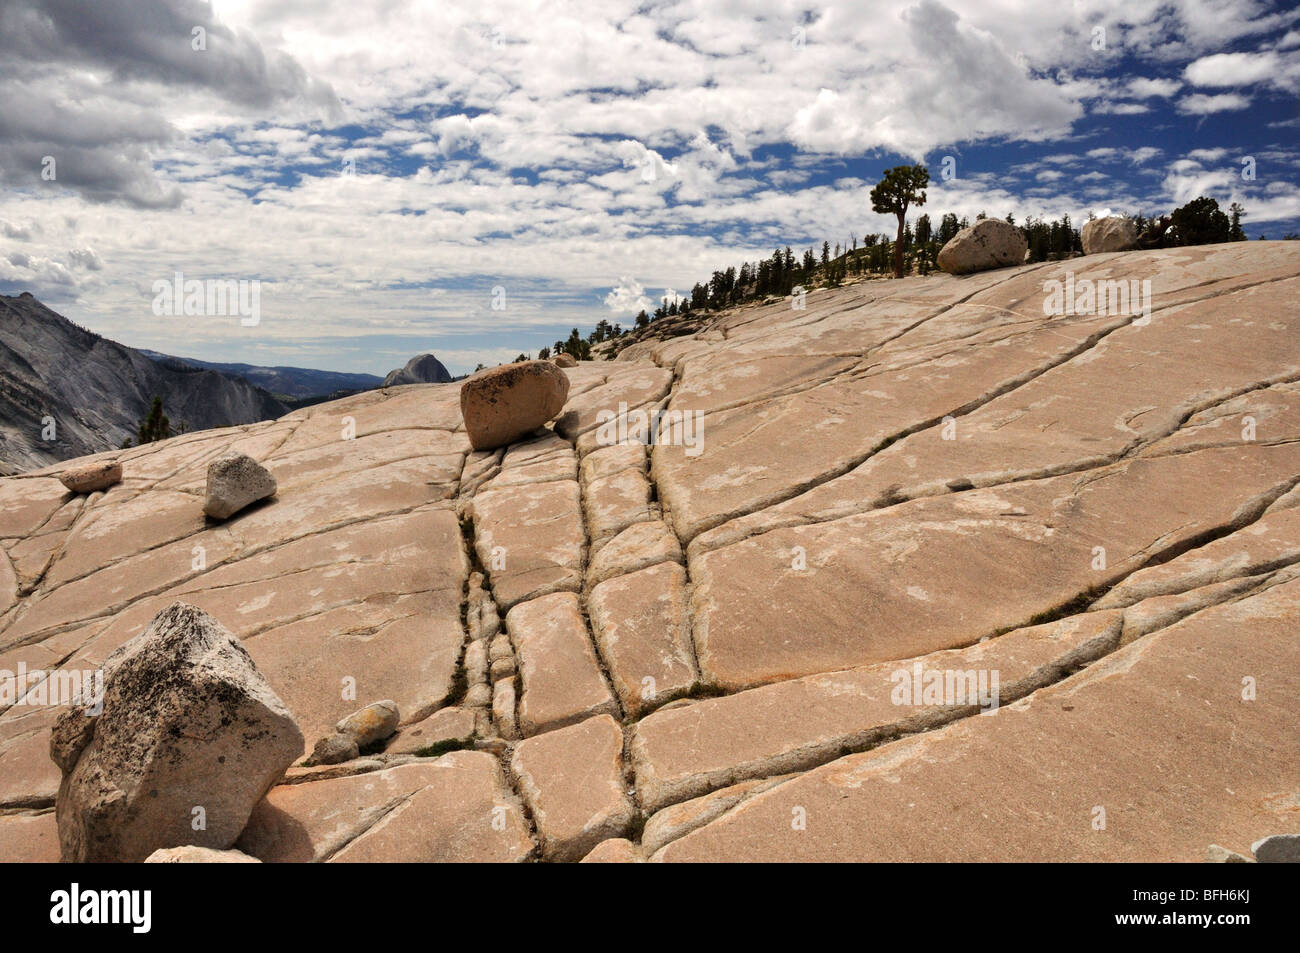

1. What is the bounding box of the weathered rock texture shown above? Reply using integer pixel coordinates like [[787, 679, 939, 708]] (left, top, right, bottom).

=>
[[460, 360, 570, 451], [382, 353, 452, 387], [937, 218, 1028, 274], [59, 460, 122, 494], [51, 603, 303, 862], [203, 452, 277, 519], [1, 243, 1298, 863], [1081, 215, 1138, 254], [0, 293, 288, 473]]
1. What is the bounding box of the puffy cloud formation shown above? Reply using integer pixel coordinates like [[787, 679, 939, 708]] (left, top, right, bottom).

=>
[[0, 0, 1297, 374]]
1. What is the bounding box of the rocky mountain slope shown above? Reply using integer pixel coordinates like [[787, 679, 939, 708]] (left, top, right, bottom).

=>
[[1, 242, 1298, 862], [139, 351, 383, 400], [0, 295, 288, 473]]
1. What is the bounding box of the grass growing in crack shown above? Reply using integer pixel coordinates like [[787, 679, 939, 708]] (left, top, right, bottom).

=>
[[1023, 587, 1106, 628], [446, 666, 469, 706], [624, 812, 648, 843], [414, 737, 474, 758]]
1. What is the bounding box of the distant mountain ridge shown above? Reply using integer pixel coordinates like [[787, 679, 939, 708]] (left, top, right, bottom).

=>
[[140, 351, 383, 399], [0, 293, 289, 474]]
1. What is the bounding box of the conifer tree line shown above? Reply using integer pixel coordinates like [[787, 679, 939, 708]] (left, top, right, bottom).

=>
[[508, 163, 1275, 363]]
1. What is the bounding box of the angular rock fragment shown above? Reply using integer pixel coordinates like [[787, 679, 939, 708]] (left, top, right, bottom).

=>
[[460, 360, 570, 451], [51, 603, 303, 863], [203, 452, 277, 519]]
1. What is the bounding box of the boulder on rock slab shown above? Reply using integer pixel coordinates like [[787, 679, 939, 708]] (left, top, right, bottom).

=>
[[937, 219, 1028, 275], [336, 700, 400, 749], [460, 360, 570, 451], [203, 452, 277, 519], [1252, 834, 1300, 863], [1081, 216, 1138, 255], [145, 845, 261, 863], [307, 700, 400, 765], [50, 602, 304, 863], [554, 353, 578, 368], [58, 460, 122, 494]]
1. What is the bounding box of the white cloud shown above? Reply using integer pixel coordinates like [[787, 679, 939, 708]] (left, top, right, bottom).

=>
[[1127, 76, 1182, 98], [4, 0, 1298, 374], [603, 276, 653, 314], [1185, 51, 1278, 86], [1176, 92, 1253, 113], [1093, 101, 1150, 115]]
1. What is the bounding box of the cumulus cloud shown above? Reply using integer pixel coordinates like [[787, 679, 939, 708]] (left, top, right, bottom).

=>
[[1128, 76, 1182, 97], [0, 0, 338, 207], [1176, 91, 1253, 113], [1185, 51, 1279, 86], [603, 276, 653, 314], [2, 0, 1297, 374], [788, 0, 1081, 158]]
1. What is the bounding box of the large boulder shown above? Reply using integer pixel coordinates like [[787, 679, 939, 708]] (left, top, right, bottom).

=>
[[1081, 216, 1138, 255], [59, 460, 122, 494], [203, 452, 276, 519], [382, 353, 452, 387], [554, 353, 578, 368], [937, 219, 1028, 275], [460, 360, 570, 451], [50, 603, 303, 863]]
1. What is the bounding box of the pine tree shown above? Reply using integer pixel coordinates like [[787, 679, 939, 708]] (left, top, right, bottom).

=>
[[870, 165, 929, 278], [137, 396, 171, 444], [1228, 202, 1246, 241]]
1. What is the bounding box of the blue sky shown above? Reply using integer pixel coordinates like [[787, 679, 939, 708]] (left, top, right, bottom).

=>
[[1, 0, 1297, 377]]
